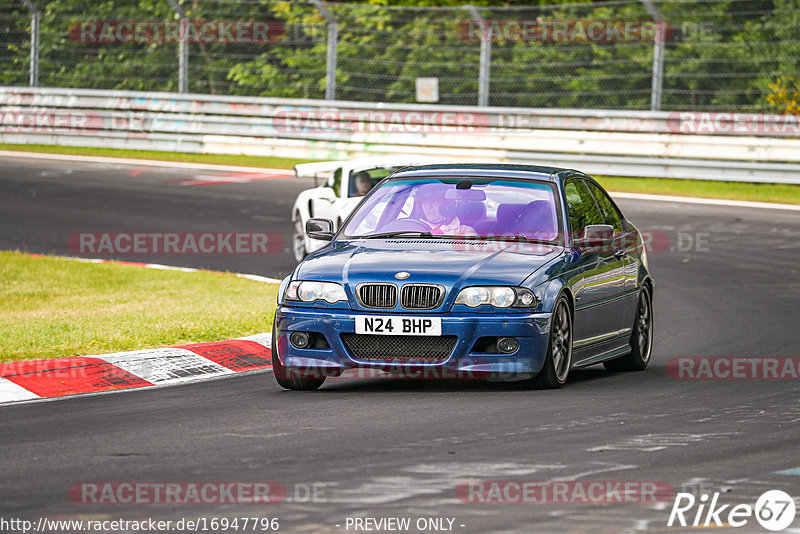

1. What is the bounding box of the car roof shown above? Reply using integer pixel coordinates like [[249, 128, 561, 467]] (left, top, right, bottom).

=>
[[390, 163, 581, 182]]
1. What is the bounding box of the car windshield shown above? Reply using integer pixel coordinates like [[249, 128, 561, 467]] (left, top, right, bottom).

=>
[[343, 177, 561, 242]]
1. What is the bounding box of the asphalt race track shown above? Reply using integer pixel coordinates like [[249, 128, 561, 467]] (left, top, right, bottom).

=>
[[2, 155, 800, 533], [0, 156, 302, 277]]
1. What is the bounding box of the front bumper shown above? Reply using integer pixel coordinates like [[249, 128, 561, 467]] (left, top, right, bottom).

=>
[[273, 306, 553, 377]]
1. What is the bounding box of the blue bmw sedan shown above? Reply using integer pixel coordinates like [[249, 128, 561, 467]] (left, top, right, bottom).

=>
[[272, 164, 654, 390]]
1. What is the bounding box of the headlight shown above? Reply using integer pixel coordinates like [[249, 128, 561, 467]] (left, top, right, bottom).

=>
[[454, 286, 536, 308], [458, 287, 490, 307], [285, 281, 347, 304]]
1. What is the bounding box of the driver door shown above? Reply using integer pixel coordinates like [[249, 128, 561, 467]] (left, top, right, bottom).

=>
[[564, 179, 628, 353], [585, 180, 640, 333], [313, 167, 344, 230]]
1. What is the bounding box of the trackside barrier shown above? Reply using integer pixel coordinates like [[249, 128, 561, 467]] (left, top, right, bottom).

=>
[[2, 87, 800, 184]]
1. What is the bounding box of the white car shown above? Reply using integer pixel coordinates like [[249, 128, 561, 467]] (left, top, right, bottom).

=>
[[291, 155, 443, 262]]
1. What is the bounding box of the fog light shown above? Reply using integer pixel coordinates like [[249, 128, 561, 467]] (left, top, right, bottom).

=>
[[290, 332, 311, 349], [497, 337, 519, 354]]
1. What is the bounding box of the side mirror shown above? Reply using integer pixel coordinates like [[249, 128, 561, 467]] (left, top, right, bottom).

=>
[[577, 224, 613, 250], [306, 218, 334, 241]]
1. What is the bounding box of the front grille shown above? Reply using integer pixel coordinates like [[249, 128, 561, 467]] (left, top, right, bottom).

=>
[[341, 334, 457, 362], [357, 283, 397, 309], [401, 284, 444, 310]]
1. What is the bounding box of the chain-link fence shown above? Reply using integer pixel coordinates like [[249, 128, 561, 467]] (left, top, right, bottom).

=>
[[1, 0, 799, 112]]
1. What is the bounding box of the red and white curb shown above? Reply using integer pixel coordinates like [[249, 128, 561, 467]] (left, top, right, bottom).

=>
[[0, 333, 273, 405]]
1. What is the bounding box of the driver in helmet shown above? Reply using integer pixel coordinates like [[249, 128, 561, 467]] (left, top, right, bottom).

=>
[[353, 171, 374, 196], [416, 184, 476, 236]]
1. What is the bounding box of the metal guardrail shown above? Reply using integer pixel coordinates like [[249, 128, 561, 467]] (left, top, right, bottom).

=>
[[2, 87, 800, 184]]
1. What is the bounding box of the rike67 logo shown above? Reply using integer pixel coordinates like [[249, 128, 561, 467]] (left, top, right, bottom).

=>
[[668, 490, 796, 531]]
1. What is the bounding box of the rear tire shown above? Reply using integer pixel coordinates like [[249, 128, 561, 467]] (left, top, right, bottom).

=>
[[603, 284, 653, 372], [272, 324, 326, 390], [527, 296, 572, 389]]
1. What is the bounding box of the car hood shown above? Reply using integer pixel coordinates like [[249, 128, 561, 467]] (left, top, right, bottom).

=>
[[296, 239, 563, 309]]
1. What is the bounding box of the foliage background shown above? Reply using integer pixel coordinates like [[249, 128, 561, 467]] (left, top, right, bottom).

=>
[[1, 0, 799, 111]]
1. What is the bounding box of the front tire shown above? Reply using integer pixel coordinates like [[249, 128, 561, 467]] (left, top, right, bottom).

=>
[[272, 324, 326, 390], [292, 211, 307, 263], [527, 296, 572, 389], [604, 284, 653, 372]]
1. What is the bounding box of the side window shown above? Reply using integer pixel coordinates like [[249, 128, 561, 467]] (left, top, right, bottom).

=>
[[586, 181, 623, 232], [327, 167, 342, 197], [564, 179, 604, 240]]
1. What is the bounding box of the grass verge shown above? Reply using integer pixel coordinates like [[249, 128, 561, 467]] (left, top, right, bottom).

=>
[[596, 175, 800, 205], [0, 251, 278, 363], [2, 143, 800, 205], [0, 142, 309, 170]]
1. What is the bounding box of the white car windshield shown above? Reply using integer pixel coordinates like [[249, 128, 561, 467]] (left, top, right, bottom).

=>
[[343, 177, 561, 242], [348, 166, 403, 198]]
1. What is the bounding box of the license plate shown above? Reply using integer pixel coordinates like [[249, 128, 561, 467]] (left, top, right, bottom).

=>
[[355, 316, 442, 336]]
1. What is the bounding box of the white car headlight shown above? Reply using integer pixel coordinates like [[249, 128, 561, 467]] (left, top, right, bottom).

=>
[[454, 286, 536, 308], [286, 281, 347, 304]]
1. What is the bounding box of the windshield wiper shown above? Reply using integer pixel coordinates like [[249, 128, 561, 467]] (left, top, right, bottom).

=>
[[477, 235, 557, 245], [359, 231, 435, 239]]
